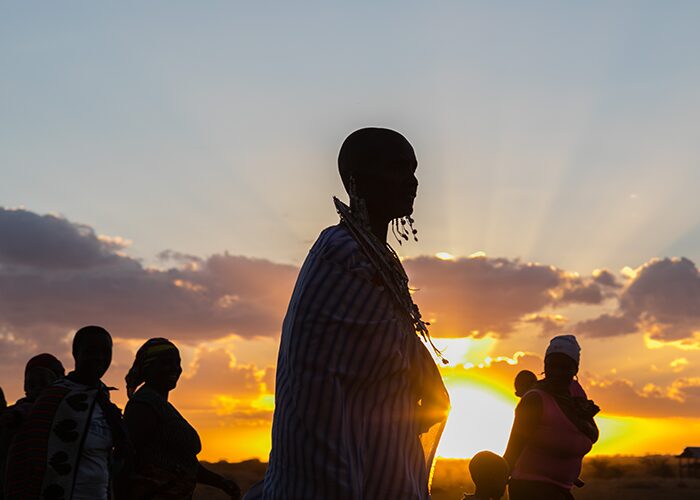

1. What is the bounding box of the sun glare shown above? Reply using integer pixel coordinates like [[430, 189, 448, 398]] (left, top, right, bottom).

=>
[[438, 380, 517, 459], [433, 337, 497, 366]]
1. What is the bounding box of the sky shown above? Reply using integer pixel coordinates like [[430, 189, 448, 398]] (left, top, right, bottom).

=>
[[1, 2, 700, 461]]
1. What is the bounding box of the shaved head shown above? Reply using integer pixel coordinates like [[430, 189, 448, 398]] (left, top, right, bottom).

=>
[[338, 127, 415, 193]]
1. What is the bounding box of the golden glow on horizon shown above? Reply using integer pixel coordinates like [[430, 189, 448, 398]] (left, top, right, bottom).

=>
[[192, 371, 700, 462], [643, 331, 700, 351], [437, 379, 517, 458], [435, 252, 455, 261], [433, 337, 498, 366]]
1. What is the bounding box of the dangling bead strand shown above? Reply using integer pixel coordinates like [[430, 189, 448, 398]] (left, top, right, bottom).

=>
[[407, 216, 418, 242], [390, 219, 403, 245]]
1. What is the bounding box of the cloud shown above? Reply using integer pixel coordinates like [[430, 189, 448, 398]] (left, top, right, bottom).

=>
[[575, 313, 638, 338], [403, 256, 604, 337], [171, 347, 274, 427], [441, 353, 700, 420], [585, 374, 700, 418], [0, 208, 298, 344], [575, 257, 700, 346], [0, 209, 124, 269], [523, 313, 568, 336], [592, 269, 622, 288]]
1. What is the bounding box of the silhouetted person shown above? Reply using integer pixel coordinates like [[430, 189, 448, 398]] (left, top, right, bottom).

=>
[[504, 335, 599, 500], [0, 354, 65, 496], [124, 338, 241, 500], [463, 451, 508, 500], [514, 370, 537, 398], [0, 388, 5, 414], [249, 128, 449, 500], [5, 326, 131, 500]]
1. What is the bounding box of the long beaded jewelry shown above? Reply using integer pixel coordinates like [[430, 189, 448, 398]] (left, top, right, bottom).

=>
[[335, 196, 448, 364]]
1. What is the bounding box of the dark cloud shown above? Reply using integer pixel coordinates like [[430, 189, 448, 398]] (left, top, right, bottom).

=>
[[558, 282, 604, 305], [523, 313, 568, 336], [575, 313, 638, 338], [0, 208, 298, 344], [0, 208, 122, 269], [575, 258, 700, 345], [592, 269, 622, 288], [403, 256, 604, 338]]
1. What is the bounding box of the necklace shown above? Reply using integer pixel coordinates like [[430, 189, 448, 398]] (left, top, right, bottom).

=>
[[334, 197, 447, 364]]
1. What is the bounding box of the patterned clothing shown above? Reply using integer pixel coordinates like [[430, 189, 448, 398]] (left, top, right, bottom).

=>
[[258, 224, 448, 500], [125, 385, 202, 499], [73, 403, 112, 500], [4, 378, 120, 500]]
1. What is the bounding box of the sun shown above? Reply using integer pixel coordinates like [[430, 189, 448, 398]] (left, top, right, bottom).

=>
[[437, 379, 517, 459]]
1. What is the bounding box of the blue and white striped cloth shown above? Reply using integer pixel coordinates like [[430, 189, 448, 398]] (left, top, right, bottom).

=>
[[253, 224, 447, 500]]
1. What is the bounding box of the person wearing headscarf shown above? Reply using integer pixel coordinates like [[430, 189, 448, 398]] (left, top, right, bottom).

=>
[[504, 334, 599, 500], [247, 128, 449, 500], [5, 326, 131, 500], [124, 338, 241, 500], [0, 354, 65, 497]]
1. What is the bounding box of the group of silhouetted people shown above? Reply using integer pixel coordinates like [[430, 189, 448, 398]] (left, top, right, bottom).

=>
[[1, 128, 600, 499], [0, 326, 241, 500]]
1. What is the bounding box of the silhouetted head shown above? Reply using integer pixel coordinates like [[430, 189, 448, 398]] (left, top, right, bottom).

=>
[[72, 325, 112, 385], [544, 335, 580, 391], [24, 353, 65, 401], [469, 450, 509, 500], [338, 127, 418, 222], [126, 338, 181, 398], [514, 369, 537, 398]]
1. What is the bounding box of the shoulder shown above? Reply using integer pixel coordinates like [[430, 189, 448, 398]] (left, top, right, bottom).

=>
[[311, 225, 376, 278], [126, 387, 164, 416], [517, 390, 545, 412], [313, 225, 360, 261]]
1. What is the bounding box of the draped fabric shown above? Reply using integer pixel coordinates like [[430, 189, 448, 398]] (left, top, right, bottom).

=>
[[5, 379, 108, 500], [258, 224, 448, 500]]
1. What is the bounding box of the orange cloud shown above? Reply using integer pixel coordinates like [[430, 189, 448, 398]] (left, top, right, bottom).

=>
[[403, 256, 606, 337]]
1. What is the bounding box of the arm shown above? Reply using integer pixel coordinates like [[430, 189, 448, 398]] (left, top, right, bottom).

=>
[[196, 463, 241, 500], [503, 392, 542, 471]]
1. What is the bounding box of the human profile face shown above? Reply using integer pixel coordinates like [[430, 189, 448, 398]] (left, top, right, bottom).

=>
[[145, 349, 182, 393], [74, 333, 112, 383], [361, 142, 418, 221], [544, 352, 578, 389]]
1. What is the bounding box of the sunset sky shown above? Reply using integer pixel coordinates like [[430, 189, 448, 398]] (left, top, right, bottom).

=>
[[2, 2, 700, 461]]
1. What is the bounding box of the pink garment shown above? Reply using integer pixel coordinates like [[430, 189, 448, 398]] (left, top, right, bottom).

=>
[[511, 389, 593, 490]]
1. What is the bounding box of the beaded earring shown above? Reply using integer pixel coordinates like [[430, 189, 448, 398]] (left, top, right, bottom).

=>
[[390, 216, 418, 245], [348, 176, 371, 230]]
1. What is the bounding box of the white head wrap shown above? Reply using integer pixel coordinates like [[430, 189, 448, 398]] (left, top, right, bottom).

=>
[[545, 334, 581, 365]]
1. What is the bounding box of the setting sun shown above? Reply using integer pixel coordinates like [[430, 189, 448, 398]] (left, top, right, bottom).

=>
[[438, 380, 517, 459]]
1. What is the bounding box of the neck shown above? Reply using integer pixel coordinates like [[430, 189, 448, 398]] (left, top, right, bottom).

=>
[[369, 215, 389, 242], [545, 379, 571, 395], [145, 382, 170, 400], [350, 201, 389, 242], [70, 372, 99, 387]]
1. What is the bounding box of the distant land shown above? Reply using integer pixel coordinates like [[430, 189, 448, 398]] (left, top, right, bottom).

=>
[[194, 456, 700, 499]]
